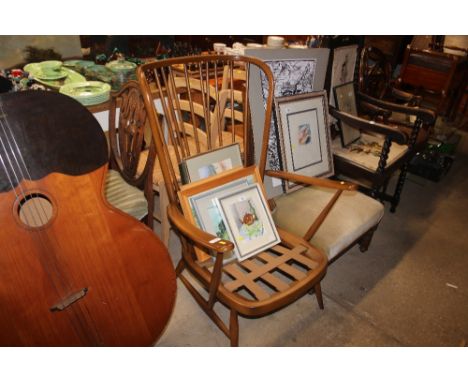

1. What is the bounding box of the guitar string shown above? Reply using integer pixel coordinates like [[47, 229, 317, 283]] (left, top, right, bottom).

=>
[[0, 113, 92, 344], [0, 102, 48, 225], [0, 101, 102, 345]]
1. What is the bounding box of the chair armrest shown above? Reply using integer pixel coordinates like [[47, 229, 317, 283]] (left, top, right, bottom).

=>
[[266, 170, 357, 191], [391, 87, 422, 106], [358, 92, 436, 125], [330, 107, 409, 145], [167, 204, 234, 254], [359, 100, 392, 122]]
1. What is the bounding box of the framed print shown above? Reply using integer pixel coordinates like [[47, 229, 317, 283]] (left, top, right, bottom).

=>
[[329, 45, 358, 107], [179, 143, 243, 184], [179, 166, 263, 262], [246, 48, 330, 198], [333, 81, 361, 147], [215, 183, 280, 262], [274, 90, 334, 192]]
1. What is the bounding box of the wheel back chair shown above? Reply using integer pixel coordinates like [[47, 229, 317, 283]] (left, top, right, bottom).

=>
[[104, 81, 156, 227], [137, 55, 384, 346]]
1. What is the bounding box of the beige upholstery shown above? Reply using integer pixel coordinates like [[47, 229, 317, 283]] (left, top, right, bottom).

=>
[[104, 169, 148, 221], [333, 133, 409, 172], [273, 186, 384, 261]]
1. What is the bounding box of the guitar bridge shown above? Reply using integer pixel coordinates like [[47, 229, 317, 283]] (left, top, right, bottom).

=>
[[50, 288, 88, 312]]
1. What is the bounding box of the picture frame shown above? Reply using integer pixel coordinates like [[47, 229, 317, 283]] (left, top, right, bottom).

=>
[[215, 183, 280, 262], [245, 48, 330, 198], [179, 143, 243, 184], [178, 166, 263, 262], [333, 81, 361, 147], [329, 45, 359, 108], [274, 90, 334, 192]]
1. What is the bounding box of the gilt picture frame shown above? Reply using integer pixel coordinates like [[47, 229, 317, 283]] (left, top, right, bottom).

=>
[[274, 90, 334, 192]]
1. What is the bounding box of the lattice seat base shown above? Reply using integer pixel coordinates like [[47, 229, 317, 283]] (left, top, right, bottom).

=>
[[183, 235, 327, 318]]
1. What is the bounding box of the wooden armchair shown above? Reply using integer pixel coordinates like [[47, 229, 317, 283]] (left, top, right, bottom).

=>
[[104, 81, 156, 228], [138, 55, 332, 346], [330, 103, 436, 212]]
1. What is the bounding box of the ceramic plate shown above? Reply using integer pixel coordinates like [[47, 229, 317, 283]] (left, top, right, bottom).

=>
[[59, 81, 111, 106], [35, 70, 68, 80], [24, 63, 86, 90]]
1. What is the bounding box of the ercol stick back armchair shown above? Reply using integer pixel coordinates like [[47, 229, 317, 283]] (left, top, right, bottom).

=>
[[137, 55, 381, 346]]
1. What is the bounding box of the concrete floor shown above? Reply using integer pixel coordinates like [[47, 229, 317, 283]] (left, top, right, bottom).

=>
[[155, 125, 468, 347]]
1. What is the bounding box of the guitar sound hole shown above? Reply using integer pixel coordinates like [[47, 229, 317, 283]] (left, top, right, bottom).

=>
[[18, 193, 54, 228]]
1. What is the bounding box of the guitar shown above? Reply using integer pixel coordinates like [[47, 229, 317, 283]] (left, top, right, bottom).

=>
[[0, 91, 176, 346]]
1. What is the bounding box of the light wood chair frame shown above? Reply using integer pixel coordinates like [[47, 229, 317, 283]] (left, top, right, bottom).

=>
[[137, 55, 359, 346]]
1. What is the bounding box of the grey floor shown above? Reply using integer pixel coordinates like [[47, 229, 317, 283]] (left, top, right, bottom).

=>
[[155, 124, 468, 347]]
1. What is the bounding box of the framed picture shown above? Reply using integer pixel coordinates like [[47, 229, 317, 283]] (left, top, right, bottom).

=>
[[179, 166, 263, 262], [274, 90, 334, 192], [215, 183, 280, 262], [179, 143, 243, 184], [333, 81, 361, 147], [329, 45, 358, 107], [246, 48, 330, 198]]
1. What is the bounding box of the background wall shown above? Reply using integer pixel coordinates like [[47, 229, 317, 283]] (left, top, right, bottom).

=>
[[0, 36, 82, 69]]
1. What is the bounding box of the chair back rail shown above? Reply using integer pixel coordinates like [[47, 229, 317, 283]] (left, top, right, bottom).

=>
[[137, 55, 274, 207]]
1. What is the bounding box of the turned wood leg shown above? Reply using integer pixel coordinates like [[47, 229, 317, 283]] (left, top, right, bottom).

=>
[[358, 226, 377, 253], [230, 309, 239, 347], [391, 166, 408, 213], [314, 283, 324, 310]]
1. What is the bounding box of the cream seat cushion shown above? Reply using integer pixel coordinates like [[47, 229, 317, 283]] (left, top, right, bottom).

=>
[[273, 186, 384, 261], [333, 133, 409, 172], [104, 169, 148, 221]]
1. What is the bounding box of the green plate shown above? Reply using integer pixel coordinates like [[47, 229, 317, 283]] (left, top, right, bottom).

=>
[[59, 81, 111, 106], [24, 63, 86, 90], [63, 59, 82, 67], [35, 70, 68, 80]]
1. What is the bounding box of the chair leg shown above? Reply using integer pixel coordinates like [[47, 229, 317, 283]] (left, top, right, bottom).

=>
[[314, 282, 324, 310], [158, 181, 171, 247], [390, 165, 408, 213], [358, 226, 377, 252], [229, 309, 239, 347]]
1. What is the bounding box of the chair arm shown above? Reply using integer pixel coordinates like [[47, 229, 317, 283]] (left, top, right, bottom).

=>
[[359, 100, 392, 122], [330, 107, 409, 145], [266, 170, 357, 191], [358, 92, 436, 125], [167, 204, 234, 254], [391, 87, 422, 106]]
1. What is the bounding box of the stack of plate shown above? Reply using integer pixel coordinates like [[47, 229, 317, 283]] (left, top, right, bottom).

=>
[[24, 62, 86, 90], [59, 81, 111, 106]]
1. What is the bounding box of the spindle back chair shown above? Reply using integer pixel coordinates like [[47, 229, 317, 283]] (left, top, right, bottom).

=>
[[137, 55, 332, 346]]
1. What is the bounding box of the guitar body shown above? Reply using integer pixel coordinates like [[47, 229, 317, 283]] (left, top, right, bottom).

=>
[[0, 91, 176, 346]]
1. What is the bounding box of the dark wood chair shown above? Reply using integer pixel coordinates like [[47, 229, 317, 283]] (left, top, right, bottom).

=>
[[396, 46, 467, 119], [104, 81, 156, 228], [330, 102, 436, 212]]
